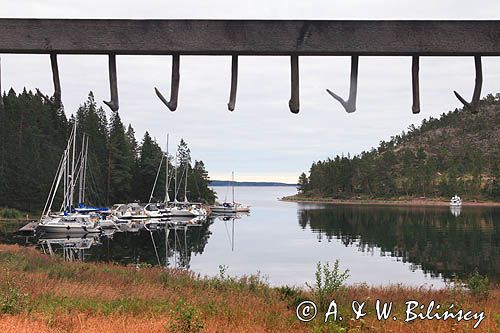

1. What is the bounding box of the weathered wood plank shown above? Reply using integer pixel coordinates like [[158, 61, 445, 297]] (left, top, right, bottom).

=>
[[0, 19, 499, 56]]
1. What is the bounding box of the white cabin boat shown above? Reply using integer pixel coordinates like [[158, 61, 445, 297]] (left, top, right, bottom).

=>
[[110, 203, 148, 219], [210, 172, 250, 214], [144, 203, 172, 219], [39, 214, 101, 234], [211, 202, 250, 214], [450, 195, 462, 207]]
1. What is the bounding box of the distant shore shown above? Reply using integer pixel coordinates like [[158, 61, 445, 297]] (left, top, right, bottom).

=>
[[280, 195, 500, 207]]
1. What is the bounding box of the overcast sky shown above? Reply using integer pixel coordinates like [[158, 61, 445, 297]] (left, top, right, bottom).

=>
[[1, 1, 500, 182]]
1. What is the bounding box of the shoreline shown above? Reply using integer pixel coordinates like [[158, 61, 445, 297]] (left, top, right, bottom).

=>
[[280, 195, 500, 207]]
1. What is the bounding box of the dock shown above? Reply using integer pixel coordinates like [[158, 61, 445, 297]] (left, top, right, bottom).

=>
[[18, 221, 39, 233]]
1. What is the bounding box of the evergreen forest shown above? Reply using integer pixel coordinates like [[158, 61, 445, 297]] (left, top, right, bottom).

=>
[[0, 89, 216, 212], [298, 94, 500, 201]]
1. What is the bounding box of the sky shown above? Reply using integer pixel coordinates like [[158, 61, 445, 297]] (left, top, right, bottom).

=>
[[1, 1, 500, 183]]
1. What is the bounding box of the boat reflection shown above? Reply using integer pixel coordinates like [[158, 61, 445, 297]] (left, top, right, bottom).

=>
[[38, 233, 101, 261], [450, 205, 462, 217]]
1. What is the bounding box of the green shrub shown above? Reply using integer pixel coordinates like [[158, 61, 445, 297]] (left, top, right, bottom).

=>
[[169, 299, 204, 333], [0, 275, 29, 314], [307, 260, 350, 310], [277, 285, 308, 309], [467, 271, 490, 298]]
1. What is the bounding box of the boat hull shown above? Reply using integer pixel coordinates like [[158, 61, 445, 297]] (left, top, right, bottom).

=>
[[39, 223, 101, 234]]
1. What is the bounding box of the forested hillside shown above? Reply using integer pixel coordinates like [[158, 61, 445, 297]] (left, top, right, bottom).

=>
[[298, 94, 500, 201], [0, 89, 216, 211]]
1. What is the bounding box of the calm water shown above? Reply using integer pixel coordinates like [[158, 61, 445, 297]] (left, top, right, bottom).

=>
[[3, 186, 499, 287]]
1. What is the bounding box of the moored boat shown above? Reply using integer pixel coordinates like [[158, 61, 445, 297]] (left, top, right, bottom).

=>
[[450, 195, 462, 207], [39, 214, 101, 234]]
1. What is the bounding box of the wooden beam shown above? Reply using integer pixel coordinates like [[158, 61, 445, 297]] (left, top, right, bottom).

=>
[[0, 19, 499, 56]]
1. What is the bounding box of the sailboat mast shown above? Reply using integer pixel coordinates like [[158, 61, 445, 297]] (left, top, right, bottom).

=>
[[232, 171, 235, 203], [82, 136, 89, 203], [174, 154, 178, 203], [70, 120, 77, 209], [184, 160, 188, 203], [78, 135, 85, 204], [63, 147, 69, 211], [165, 134, 170, 203]]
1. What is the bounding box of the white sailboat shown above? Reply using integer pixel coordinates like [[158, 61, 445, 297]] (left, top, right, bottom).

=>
[[169, 148, 207, 217], [144, 134, 173, 219], [211, 172, 250, 214], [38, 122, 101, 234]]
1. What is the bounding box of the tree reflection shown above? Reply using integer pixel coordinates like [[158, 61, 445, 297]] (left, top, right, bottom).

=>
[[298, 205, 500, 281]]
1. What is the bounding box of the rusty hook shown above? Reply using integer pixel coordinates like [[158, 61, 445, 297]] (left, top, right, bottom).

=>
[[103, 54, 119, 112], [227, 55, 238, 111], [289, 55, 299, 113], [412, 56, 420, 114], [454, 56, 482, 113], [155, 54, 180, 111], [326, 56, 359, 113], [36, 53, 62, 109]]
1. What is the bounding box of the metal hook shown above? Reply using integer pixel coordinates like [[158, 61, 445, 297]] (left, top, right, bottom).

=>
[[227, 55, 238, 111], [36, 53, 62, 109], [412, 56, 420, 114], [454, 56, 482, 113], [103, 54, 119, 112], [155, 54, 180, 112], [326, 56, 359, 113], [289, 55, 299, 113]]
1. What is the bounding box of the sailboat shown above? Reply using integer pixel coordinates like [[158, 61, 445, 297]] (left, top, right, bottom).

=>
[[38, 122, 102, 234], [211, 172, 250, 214], [169, 148, 207, 217]]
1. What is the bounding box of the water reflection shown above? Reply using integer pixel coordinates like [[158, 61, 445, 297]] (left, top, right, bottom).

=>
[[28, 214, 250, 269], [297, 204, 500, 281], [4, 187, 499, 286], [39, 233, 100, 261], [450, 205, 461, 217]]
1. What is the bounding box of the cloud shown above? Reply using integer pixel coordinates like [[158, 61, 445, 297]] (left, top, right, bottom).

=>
[[1, 1, 500, 183]]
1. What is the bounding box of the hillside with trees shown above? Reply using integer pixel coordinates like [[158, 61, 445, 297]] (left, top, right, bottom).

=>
[[297, 94, 500, 201], [0, 89, 216, 212]]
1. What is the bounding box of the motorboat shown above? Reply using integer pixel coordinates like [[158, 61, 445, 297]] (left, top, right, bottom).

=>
[[144, 202, 171, 218], [39, 214, 101, 234], [110, 203, 148, 219], [450, 195, 462, 207], [169, 202, 208, 217], [211, 202, 250, 214]]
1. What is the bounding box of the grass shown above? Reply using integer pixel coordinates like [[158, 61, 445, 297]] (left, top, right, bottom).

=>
[[0, 244, 498, 332]]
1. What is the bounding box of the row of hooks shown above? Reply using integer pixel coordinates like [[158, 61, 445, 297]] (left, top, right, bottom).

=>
[[0, 54, 483, 114]]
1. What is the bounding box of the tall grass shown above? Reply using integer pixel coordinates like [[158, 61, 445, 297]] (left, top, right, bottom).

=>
[[0, 244, 498, 332]]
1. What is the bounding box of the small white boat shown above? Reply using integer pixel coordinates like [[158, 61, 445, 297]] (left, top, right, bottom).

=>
[[211, 202, 250, 214], [450, 195, 462, 207], [39, 214, 101, 234], [169, 202, 207, 217], [144, 203, 172, 218], [211, 172, 250, 214], [110, 203, 148, 219]]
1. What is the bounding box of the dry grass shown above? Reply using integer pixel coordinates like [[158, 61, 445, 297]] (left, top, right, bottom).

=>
[[0, 244, 498, 332]]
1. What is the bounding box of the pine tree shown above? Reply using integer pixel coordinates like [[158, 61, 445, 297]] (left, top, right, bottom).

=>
[[75, 92, 108, 205], [107, 112, 134, 204], [297, 172, 309, 194], [137, 132, 164, 202]]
